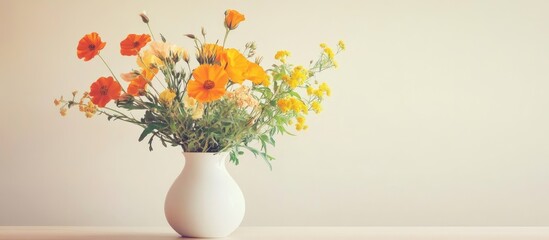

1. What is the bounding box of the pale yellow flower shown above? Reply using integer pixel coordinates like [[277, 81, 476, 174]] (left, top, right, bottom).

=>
[[192, 102, 204, 120], [182, 49, 190, 63], [149, 41, 171, 59], [226, 85, 258, 108], [183, 95, 205, 119], [120, 71, 140, 82]]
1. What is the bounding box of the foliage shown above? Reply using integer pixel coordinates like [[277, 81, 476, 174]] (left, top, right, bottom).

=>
[[54, 10, 345, 168]]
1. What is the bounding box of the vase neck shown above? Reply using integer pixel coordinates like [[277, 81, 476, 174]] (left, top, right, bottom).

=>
[[182, 152, 228, 169]]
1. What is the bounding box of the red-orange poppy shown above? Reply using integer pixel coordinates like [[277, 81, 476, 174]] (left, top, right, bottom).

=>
[[77, 32, 106, 61], [89, 76, 122, 107], [187, 64, 229, 103], [120, 34, 151, 56], [224, 9, 245, 30], [127, 75, 148, 96]]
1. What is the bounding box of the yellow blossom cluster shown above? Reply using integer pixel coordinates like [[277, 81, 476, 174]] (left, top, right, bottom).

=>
[[277, 96, 307, 114], [79, 101, 98, 118], [225, 85, 259, 108], [320, 43, 335, 60], [307, 82, 331, 99], [283, 66, 308, 89], [54, 91, 97, 118], [338, 40, 346, 51], [320, 42, 338, 68], [274, 50, 291, 63], [311, 101, 322, 114], [295, 116, 308, 131]]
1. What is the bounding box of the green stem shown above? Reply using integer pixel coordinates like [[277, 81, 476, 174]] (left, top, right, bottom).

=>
[[147, 23, 156, 41], [222, 29, 230, 47], [98, 54, 127, 94]]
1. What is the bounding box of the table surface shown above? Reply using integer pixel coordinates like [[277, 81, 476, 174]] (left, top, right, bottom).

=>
[[1, 226, 549, 240]]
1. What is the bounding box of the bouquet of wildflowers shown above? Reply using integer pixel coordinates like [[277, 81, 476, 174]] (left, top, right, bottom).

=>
[[54, 10, 344, 167]]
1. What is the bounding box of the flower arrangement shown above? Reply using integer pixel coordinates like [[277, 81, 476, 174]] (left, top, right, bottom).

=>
[[54, 10, 344, 168]]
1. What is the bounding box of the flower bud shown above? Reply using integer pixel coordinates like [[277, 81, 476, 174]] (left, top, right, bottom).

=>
[[139, 11, 149, 23]]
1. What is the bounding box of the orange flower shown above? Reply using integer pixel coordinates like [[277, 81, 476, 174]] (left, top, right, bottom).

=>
[[245, 62, 269, 85], [77, 32, 106, 61], [89, 76, 122, 107], [187, 64, 229, 103], [197, 44, 224, 64], [224, 9, 245, 30], [220, 48, 249, 84], [127, 75, 148, 96], [120, 34, 151, 56]]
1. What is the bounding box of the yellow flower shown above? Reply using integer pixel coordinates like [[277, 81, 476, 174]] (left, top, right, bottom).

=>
[[81, 101, 97, 118], [338, 40, 346, 50], [274, 50, 290, 63], [312, 101, 322, 114], [138, 49, 162, 80], [159, 89, 176, 106], [277, 98, 291, 112], [306, 86, 314, 95], [295, 116, 308, 131], [283, 66, 308, 89], [277, 97, 307, 114], [320, 43, 327, 49], [221, 48, 249, 84], [319, 82, 331, 96], [324, 47, 335, 60]]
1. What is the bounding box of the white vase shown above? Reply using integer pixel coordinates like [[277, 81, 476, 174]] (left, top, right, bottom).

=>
[[164, 152, 245, 238]]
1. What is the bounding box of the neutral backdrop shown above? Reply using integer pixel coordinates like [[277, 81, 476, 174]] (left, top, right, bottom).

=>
[[1, 0, 549, 226]]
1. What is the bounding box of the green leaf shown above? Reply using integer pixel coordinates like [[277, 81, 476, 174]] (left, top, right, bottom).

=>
[[139, 124, 157, 142]]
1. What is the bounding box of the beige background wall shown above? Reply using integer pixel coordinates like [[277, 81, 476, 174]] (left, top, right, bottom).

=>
[[1, 0, 549, 226]]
